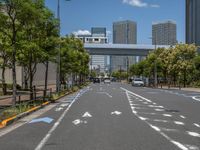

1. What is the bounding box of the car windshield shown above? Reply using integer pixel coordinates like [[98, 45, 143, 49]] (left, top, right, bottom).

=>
[[134, 79, 142, 81]]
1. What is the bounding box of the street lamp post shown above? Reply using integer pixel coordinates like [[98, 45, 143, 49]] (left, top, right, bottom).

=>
[[56, 0, 70, 93], [56, 0, 61, 93]]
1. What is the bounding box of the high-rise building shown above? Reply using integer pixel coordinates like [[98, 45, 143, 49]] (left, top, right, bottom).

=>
[[91, 27, 106, 37], [152, 21, 177, 45], [113, 20, 137, 44], [75, 27, 108, 73], [111, 20, 137, 72], [186, 0, 200, 46]]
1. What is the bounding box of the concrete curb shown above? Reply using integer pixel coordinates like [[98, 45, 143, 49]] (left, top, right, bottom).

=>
[[0, 101, 50, 129]]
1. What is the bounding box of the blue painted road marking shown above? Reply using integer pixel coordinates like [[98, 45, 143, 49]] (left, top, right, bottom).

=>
[[29, 117, 54, 124]]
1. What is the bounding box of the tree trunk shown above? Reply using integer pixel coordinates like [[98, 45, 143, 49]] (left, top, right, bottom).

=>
[[2, 66, 7, 95], [12, 32, 17, 106], [12, 48, 17, 105], [29, 53, 33, 100], [44, 61, 49, 100]]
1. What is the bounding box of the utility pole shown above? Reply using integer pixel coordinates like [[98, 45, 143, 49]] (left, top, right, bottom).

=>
[[56, 0, 61, 93]]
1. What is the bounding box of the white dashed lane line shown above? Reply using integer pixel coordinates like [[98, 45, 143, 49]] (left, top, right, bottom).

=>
[[121, 87, 200, 150]]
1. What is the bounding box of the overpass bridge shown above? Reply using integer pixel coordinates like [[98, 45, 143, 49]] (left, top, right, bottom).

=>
[[84, 44, 170, 56]]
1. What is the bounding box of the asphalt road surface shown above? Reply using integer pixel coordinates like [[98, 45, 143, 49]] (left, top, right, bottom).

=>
[[0, 83, 200, 150]]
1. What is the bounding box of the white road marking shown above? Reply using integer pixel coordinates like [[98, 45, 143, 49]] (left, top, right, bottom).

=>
[[121, 87, 152, 103], [160, 128, 178, 132], [150, 125, 161, 132], [122, 87, 189, 150], [194, 123, 200, 128], [55, 107, 64, 112], [163, 114, 172, 117], [139, 117, 148, 121], [72, 119, 82, 125], [34, 89, 86, 150], [82, 112, 92, 118], [138, 112, 157, 115], [174, 121, 185, 125], [97, 92, 112, 98], [60, 103, 69, 107], [187, 131, 200, 137], [111, 111, 122, 115], [171, 141, 188, 150], [192, 96, 200, 102], [180, 115, 186, 119], [155, 108, 165, 112], [153, 119, 169, 123], [185, 145, 199, 150], [148, 105, 164, 108], [0, 104, 56, 137]]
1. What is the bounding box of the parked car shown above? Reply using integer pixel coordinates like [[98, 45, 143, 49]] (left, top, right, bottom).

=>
[[132, 78, 144, 86], [104, 78, 111, 84], [93, 78, 100, 83]]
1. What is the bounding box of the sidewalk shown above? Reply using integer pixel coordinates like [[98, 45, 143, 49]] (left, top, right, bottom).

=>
[[156, 85, 200, 93]]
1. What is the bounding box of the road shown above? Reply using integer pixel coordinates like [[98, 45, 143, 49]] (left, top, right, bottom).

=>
[[0, 83, 200, 150]]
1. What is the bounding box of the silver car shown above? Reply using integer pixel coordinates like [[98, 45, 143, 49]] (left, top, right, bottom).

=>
[[104, 78, 111, 84], [132, 78, 144, 86]]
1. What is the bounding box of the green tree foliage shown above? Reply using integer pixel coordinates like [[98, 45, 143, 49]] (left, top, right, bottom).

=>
[[0, 0, 89, 104], [129, 44, 198, 87]]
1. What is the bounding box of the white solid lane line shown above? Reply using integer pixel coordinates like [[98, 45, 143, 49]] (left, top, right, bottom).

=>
[[35, 89, 88, 150]]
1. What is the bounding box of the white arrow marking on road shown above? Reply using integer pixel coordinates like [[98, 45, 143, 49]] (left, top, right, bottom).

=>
[[192, 96, 200, 102], [111, 111, 122, 115], [55, 107, 64, 112], [82, 112, 92, 118]]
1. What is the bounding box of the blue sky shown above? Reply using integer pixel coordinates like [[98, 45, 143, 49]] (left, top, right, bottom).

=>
[[45, 0, 185, 44]]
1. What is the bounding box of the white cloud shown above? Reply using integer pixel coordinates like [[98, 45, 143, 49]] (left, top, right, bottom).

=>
[[122, 0, 160, 8], [123, 0, 147, 7], [73, 30, 91, 36]]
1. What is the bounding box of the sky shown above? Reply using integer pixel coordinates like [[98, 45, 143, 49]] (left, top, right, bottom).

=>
[[45, 0, 185, 44]]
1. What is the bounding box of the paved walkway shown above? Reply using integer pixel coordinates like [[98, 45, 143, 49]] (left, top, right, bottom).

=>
[[0, 85, 56, 106]]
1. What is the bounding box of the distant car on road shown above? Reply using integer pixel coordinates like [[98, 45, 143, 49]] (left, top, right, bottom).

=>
[[93, 78, 100, 83], [104, 78, 111, 84], [132, 78, 144, 87]]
